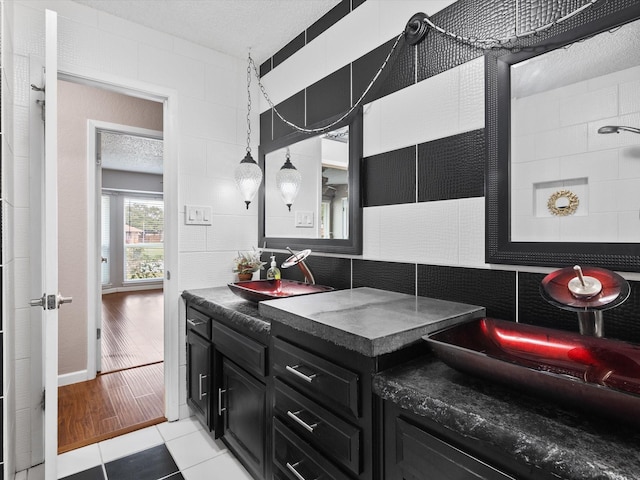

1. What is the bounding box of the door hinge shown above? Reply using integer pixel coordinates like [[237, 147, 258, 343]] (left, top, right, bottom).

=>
[[41, 390, 46, 410], [97, 328, 101, 340]]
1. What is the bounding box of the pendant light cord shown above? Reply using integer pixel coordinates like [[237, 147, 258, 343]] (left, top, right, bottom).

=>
[[246, 57, 253, 153], [248, 30, 405, 135]]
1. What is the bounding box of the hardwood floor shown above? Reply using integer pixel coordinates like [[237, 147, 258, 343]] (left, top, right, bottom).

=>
[[58, 290, 165, 454], [101, 289, 164, 373]]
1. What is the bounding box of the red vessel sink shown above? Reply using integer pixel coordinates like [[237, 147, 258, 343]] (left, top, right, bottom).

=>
[[228, 279, 334, 302], [424, 318, 640, 424]]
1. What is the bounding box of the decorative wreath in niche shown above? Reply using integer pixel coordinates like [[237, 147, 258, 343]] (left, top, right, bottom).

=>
[[547, 190, 580, 216]]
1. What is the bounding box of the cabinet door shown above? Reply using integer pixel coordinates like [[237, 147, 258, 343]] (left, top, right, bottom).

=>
[[220, 357, 266, 480], [187, 330, 212, 429], [392, 417, 515, 480]]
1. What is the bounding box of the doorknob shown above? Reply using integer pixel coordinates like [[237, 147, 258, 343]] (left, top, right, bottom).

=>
[[101, 257, 108, 263], [29, 293, 73, 310], [56, 293, 73, 308], [29, 294, 47, 308]]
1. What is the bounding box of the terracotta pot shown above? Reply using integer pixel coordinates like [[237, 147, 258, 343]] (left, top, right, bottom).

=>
[[237, 273, 253, 281]]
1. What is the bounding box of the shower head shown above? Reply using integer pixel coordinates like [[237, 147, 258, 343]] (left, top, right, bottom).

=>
[[597, 125, 640, 134]]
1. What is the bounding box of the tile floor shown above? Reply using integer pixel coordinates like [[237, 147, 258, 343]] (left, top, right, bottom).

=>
[[16, 417, 253, 480]]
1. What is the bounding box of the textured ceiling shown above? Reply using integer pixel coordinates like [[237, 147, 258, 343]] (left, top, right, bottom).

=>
[[71, 0, 341, 64], [101, 132, 164, 174]]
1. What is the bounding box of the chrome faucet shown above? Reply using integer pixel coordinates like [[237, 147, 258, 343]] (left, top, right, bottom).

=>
[[540, 265, 630, 338], [282, 248, 315, 285]]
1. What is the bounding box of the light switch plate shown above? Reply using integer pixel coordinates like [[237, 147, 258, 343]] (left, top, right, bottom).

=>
[[295, 211, 314, 228], [184, 205, 212, 225]]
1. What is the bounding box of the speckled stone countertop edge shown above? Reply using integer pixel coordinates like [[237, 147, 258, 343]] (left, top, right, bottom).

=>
[[182, 288, 270, 344], [373, 357, 640, 480]]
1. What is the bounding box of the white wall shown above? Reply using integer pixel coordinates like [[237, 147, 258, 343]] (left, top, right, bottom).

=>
[[7, 0, 258, 471]]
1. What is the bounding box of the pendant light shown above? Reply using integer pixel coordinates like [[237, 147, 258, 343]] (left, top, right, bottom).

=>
[[276, 148, 302, 211], [234, 53, 262, 209]]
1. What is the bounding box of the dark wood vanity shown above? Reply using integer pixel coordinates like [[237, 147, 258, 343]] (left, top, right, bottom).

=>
[[183, 287, 640, 480]]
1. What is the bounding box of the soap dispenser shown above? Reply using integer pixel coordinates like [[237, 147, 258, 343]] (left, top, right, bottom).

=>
[[266, 255, 281, 282]]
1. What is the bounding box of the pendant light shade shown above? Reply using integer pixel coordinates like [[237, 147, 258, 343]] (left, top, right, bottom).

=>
[[235, 152, 263, 209], [276, 150, 302, 211]]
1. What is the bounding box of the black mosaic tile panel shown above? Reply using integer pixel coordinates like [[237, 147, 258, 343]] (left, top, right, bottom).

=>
[[260, 58, 272, 78], [262, 252, 351, 291], [417, 264, 516, 321], [352, 0, 367, 9], [418, 129, 485, 202], [273, 32, 305, 69], [518, 272, 585, 334], [272, 90, 305, 142], [306, 65, 351, 127], [104, 444, 178, 480], [260, 110, 272, 145], [352, 36, 414, 106], [307, 0, 351, 43], [352, 259, 415, 295], [0, 333, 3, 391], [0, 398, 3, 463], [517, 0, 589, 33], [0, 267, 2, 331], [362, 145, 415, 207], [416, 0, 513, 82], [60, 466, 105, 480], [520, 273, 640, 343]]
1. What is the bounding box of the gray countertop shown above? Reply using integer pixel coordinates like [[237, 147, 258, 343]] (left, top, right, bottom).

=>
[[182, 287, 270, 344], [259, 287, 485, 356], [374, 356, 640, 480]]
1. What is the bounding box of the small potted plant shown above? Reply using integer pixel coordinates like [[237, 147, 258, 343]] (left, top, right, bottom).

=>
[[233, 248, 266, 281]]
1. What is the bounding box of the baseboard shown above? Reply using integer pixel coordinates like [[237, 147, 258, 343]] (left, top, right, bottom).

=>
[[58, 370, 89, 387], [102, 283, 163, 295]]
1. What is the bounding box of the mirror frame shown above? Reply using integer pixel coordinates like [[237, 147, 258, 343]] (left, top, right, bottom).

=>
[[258, 109, 363, 254], [486, 3, 640, 272]]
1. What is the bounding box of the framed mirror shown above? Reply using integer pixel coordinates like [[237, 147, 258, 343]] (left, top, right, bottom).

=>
[[259, 111, 362, 254], [486, 3, 640, 272]]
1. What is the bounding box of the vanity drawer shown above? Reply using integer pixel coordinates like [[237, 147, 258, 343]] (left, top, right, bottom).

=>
[[273, 417, 351, 480], [272, 337, 360, 418], [274, 378, 361, 474], [186, 306, 211, 340], [213, 321, 266, 378]]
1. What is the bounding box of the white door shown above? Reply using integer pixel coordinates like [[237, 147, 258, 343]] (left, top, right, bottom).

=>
[[29, 10, 68, 479]]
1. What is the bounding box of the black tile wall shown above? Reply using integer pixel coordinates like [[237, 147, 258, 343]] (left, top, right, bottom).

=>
[[271, 90, 305, 142], [263, 253, 351, 292], [417, 129, 485, 202], [259, 110, 272, 145], [307, 0, 350, 43], [417, 265, 516, 321], [352, 260, 415, 296], [362, 146, 415, 207], [273, 32, 305, 69], [260, 0, 640, 349], [352, 36, 414, 106], [306, 65, 351, 127], [259, 58, 272, 77], [519, 273, 640, 345]]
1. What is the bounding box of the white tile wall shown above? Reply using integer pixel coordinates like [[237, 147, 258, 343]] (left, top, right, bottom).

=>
[[258, 0, 457, 114], [9, 0, 257, 471]]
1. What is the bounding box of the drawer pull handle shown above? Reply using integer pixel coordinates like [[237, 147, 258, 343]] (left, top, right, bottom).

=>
[[198, 374, 207, 400], [286, 461, 318, 480], [187, 318, 205, 327], [285, 364, 317, 383], [218, 388, 227, 416], [287, 410, 318, 433]]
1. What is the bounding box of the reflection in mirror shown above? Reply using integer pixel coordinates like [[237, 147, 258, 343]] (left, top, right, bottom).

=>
[[510, 18, 640, 244], [486, 5, 640, 271], [265, 126, 349, 240]]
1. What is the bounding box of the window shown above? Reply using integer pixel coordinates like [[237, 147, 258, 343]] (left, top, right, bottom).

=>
[[123, 196, 164, 282]]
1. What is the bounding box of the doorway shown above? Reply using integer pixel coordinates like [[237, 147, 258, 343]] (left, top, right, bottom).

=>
[[56, 81, 167, 452]]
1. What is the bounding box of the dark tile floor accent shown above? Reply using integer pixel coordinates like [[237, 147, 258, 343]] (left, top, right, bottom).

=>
[[62, 444, 182, 480]]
